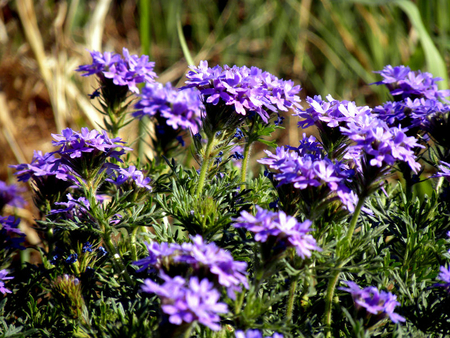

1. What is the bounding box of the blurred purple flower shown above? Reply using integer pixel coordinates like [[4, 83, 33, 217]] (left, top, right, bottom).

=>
[[76, 48, 157, 94], [0, 215, 25, 250], [235, 330, 283, 338], [183, 61, 301, 123], [433, 266, 450, 290], [142, 273, 228, 331], [0, 269, 13, 294], [233, 206, 321, 259], [0, 181, 25, 210], [339, 281, 405, 323]]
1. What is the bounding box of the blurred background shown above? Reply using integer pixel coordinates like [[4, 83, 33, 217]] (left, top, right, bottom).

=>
[[1, 0, 449, 188]]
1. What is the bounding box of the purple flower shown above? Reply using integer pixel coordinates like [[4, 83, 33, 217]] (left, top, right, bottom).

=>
[[11, 150, 74, 183], [142, 273, 228, 331], [0, 269, 13, 294], [107, 165, 152, 190], [133, 82, 204, 134], [433, 266, 450, 290], [433, 161, 450, 182], [0, 181, 25, 210], [134, 236, 248, 299], [258, 136, 356, 212], [183, 61, 301, 123], [235, 330, 283, 338], [76, 48, 157, 94], [340, 110, 422, 173], [373, 65, 450, 100], [49, 193, 90, 219], [233, 206, 321, 259], [52, 128, 131, 162], [339, 281, 405, 323], [0, 215, 25, 250]]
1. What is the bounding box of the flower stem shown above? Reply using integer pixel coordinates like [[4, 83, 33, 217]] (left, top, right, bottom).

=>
[[240, 141, 253, 184], [103, 234, 134, 286], [195, 135, 215, 196], [286, 276, 299, 322], [130, 226, 139, 262], [323, 195, 366, 335]]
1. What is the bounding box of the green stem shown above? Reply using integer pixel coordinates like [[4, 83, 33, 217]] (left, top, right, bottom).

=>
[[240, 141, 253, 184], [130, 226, 139, 261], [195, 135, 215, 196], [286, 276, 299, 322], [103, 234, 134, 286], [323, 195, 366, 335]]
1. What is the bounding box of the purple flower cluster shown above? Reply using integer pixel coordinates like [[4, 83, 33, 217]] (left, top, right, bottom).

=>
[[340, 109, 422, 173], [12, 151, 73, 183], [373, 65, 450, 100], [235, 330, 283, 338], [0, 181, 25, 210], [0, 215, 25, 250], [52, 128, 131, 162], [232, 206, 321, 259], [107, 166, 152, 190], [183, 60, 301, 123], [135, 235, 248, 299], [0, 269, 13, 294], [433, 266, 450, 290], [296, 95, 371, 130], [133, 82, 204, 134], [142, 272, 228, 331], [258, 136, 357, 212], [339, 281, 405, 324], [76, 48, 157, 94]]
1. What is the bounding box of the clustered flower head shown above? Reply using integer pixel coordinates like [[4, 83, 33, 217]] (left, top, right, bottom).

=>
[[49, 193, 90, 220], [133, 82, 204, 134], [135, 235, 248, 299], [233, 206, 321, 259], [0, 181, 25, 211], [0, 269, 13, 294], [183, 60, 301, 123], [339, 108, 423, 173], [339, 281, 405, 324], [76, 48, 157, 94], [235, 330, 283, 338], [258, 135, 357, 212], [142, 272, 228, 331], [372, 65, 450, 100], [296, 95, 371, 131], [52, 128, 131, 163]]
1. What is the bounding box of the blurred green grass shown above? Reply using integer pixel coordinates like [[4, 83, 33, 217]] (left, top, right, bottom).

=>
[[1, 0, 449, 178]]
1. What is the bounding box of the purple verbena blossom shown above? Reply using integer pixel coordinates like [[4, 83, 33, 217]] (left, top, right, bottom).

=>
[[339, 281, 405, 323], [373, 65, 450, 100], [107, 165, 152, 190], [133, 82, 204, 134], [142, 273, 228, 331], [183, 61, 301, 123], [0, 181, 25, 210], [340, 111, 422, 173], [233, 206, 321, 259], [235, 330, 283, 338], [258, 136, 356, 212], [0, 269, 13, 294], [432, 161, 450, 182], [134, 235, 248, 299], [52, 128, 131, 162], [76, 48, 157, 94]]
